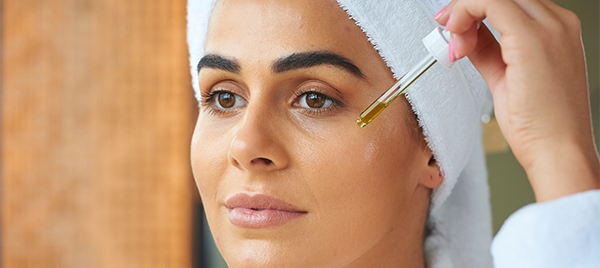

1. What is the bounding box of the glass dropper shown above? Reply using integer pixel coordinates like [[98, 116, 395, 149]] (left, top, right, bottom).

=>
[[356, 27, 454, 128], [356, 55, 437, 127]]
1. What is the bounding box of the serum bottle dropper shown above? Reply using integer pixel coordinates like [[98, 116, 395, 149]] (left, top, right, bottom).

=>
[[356, 27, 455, 127]]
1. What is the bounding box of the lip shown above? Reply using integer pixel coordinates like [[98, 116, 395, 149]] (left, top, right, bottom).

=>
[[225, 192, 307, 228]]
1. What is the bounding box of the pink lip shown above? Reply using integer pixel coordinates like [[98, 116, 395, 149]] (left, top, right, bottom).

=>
[[225, 193, 307, 228]]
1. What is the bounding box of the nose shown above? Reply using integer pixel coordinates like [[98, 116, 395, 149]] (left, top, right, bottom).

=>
[[228, 106, 289, 172]]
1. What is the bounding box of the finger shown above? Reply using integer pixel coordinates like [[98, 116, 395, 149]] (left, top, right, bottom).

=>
[[434, 0, 457, 25], [465, 24, 506, 94], [447, 0, 532, 36], [449, 0, 542, 61], [538, 0, 570, 17], [515, 0, 581, 30], [452, 21, 478, 60], [536, 0, 581, 35], [510, 0, 555, 22]]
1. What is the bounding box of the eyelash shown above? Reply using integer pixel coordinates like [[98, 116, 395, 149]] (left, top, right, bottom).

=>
[[200, 87, 343, 116], [200, 88, 237, 116]]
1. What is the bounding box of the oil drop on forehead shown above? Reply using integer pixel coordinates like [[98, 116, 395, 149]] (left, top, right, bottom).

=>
[[356, 27, 454, 128]]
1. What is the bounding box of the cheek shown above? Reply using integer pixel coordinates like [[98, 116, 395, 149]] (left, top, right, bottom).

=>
[[292, 117, 418, 260], [307, 132, 414, 213], [190, 117, 230, 206], [191, 117, 237, 253]]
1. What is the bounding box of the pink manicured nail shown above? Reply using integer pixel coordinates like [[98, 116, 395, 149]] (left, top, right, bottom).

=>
[[444, 15, 453, 32], [434, 6, 446, 20], [453, 36, 460, 60], [448, 37, 456, 62]]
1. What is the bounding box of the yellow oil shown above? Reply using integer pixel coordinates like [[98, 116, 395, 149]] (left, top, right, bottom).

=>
[[355, 55, 436, 128], [355, 101, 387, 127]]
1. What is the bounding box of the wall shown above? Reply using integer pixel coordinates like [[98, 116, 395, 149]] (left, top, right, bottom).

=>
[[1, 0, 195, 267]]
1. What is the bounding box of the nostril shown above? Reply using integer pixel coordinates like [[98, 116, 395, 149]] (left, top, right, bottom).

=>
[[251, 157, 273, 166]]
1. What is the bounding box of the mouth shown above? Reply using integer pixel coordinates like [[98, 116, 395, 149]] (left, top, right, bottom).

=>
[[225, 192, 307, 228]]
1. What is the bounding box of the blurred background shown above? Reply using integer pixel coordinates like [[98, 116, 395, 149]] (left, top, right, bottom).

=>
[[1, 0, 597, 267]]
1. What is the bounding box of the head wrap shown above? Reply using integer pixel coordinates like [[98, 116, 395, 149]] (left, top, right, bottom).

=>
[[187, 1, 494, 267]]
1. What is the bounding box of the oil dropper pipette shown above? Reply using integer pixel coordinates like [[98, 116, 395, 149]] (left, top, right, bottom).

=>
[[356, 27, 455, 127]]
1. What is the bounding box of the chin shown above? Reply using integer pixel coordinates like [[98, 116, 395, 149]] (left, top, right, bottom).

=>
[[215, 228, 374, 268], [221, 240, 318, 268]]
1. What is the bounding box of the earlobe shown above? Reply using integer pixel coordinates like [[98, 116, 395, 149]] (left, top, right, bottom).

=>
[[420, 155, 444, 189]]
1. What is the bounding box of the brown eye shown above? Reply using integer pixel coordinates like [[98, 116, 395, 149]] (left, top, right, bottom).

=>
[[217, 92, 235, 108], [305, 92, 325, 108], [214, 91, 247, 110], [297, 91, 335, 110]]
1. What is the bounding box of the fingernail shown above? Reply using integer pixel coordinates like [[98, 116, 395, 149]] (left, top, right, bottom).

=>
[[448, 37, 455, 62], [433, 6, 446, 20], [444, 15, 453, 32], [452, 35, 460, 60]]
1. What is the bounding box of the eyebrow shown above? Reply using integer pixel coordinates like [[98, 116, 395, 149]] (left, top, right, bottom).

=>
[[272, 51, 365, 79], [197, 54, 241, 74], [197, 51, 365, 79]]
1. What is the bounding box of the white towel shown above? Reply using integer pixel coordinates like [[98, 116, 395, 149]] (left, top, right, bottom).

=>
[[187, 1, 495, 267]]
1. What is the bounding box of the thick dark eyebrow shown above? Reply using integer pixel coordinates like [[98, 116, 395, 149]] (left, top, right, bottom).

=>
[[272, 51, 365, 79], [197, 54, 241, 74]]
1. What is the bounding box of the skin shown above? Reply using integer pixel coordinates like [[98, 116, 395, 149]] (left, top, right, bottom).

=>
[[190, 0, 443, 267], [436, 0, 600, 202]]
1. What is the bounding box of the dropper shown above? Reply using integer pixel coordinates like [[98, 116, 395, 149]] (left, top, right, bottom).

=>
[[356, 27, 455, 127]]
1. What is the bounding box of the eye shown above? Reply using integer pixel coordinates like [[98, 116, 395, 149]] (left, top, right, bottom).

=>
[[298, 92, 334, 109], [213, 91, 247, 109]]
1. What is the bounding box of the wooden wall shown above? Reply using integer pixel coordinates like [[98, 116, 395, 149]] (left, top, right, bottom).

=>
[[1, 0, 196, 267]]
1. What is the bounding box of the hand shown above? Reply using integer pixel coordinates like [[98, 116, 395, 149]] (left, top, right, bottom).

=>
[[435, 0, 599, 202]]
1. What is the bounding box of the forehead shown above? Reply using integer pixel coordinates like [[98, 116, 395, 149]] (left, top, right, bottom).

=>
[[205, 0, 376, 65]]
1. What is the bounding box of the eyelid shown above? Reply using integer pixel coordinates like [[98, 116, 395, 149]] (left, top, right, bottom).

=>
[[200, 85, 248, 116], [295, 80, 347, 103], [200, 81, 246, 105]]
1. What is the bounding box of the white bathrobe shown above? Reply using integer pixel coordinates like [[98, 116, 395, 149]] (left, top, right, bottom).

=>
[[491, 189, 600, 268]]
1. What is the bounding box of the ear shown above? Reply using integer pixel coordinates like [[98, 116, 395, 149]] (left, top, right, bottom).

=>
[[418, 147, 444, 189]]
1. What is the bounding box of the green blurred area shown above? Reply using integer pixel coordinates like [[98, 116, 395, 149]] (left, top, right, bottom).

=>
[[202, 0, 600, 265], [487, 0, 599, 234]]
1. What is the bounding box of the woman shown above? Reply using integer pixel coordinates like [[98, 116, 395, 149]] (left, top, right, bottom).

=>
[[188, 0, 600, 267]]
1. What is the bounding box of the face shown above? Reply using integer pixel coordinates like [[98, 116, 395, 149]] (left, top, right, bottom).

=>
[[191, 0, 442, 267]]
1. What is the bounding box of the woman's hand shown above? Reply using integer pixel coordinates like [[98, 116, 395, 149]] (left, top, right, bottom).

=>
[[435, 0, 599, 202]]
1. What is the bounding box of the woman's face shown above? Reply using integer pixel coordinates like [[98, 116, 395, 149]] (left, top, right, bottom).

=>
[[191, 0, 442, 267]]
